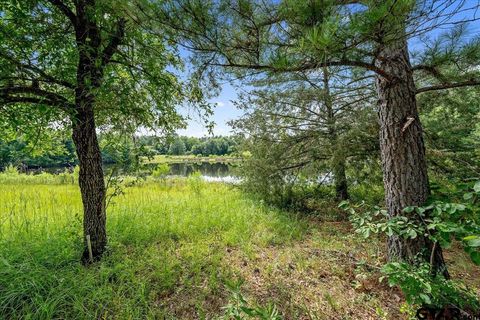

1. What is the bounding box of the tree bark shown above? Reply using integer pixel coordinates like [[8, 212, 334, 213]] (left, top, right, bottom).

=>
[[72, 102, 107, 263], [323, 67, 349, 200], [374, 34, 448, 277], [69, 0, 121, 263]]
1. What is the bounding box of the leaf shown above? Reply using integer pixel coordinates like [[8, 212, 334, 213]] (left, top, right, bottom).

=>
[[474, 181, 480, 193], [419, 293, 431, 305], [403, 206, 415, 213], [240, 306, 256, 316], [463, 192, 473, 200], [464, 236, 480, 247], [415, 207, 425, 214], [469, 251, 480, 265], [408, 229, 417, 239], [338, 201, 349, 209]]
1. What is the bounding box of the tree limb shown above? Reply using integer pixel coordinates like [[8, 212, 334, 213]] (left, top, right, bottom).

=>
[[0, 86, 74, 110], [46, 0, 77, 28], [101, 18, 126, 67], [412, 65, 448, 83], [211, 59, 393, 80], [0, 52, 75, 89], [416, 79, 480, 94]]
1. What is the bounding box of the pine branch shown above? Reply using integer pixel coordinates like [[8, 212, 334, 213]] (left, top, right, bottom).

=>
[[416, 79, 480, 94], [211, 60, 393, 81]]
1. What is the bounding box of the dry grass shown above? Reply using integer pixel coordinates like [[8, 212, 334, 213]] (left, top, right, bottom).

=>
[[221, 221, 480, 320]]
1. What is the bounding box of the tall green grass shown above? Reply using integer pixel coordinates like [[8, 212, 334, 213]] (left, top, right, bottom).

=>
[[0, 171, 307, 319]]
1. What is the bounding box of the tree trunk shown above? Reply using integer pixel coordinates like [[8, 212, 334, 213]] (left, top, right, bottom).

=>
[[323, 67, 349, 201], [374, 34, 448, 277], [72, 103, 107, 263], [333, 156, 349, 201]]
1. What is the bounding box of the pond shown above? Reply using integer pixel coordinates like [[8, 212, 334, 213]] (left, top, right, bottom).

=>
[[158, 162, 241, 183], [25, 161, 242, 183]]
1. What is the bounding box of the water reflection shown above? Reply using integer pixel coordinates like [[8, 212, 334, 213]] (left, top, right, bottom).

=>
[[168, 162, 232, 177], [165, 162, 241, 184], [24, 161, 242, 183]]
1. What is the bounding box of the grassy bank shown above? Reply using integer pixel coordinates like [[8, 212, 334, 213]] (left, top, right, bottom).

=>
[[142, 155, 242, 164], [1, 175, 479, 319]]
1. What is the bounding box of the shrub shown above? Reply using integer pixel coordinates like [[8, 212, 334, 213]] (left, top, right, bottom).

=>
[[152, 163, 170, 180], [340, 180, 480, 316]]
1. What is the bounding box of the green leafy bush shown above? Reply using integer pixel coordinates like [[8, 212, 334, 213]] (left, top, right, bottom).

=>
[[152, 163, 170, 180], [381, 262, 479, 310], [340, 180, 480, 313]]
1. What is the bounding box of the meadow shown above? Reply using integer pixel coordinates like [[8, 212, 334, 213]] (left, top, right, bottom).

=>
[[1, 171, 479, 319]]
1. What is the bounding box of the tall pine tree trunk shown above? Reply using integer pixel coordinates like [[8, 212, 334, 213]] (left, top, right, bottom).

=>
[[323, 67, 349, 200], [374, 33, 448, 277], [72, 100, 107, 263]]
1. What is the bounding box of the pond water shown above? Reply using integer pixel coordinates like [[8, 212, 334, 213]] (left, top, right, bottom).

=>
[[25, 161, 242, 183], [162, 162, 241, 183]]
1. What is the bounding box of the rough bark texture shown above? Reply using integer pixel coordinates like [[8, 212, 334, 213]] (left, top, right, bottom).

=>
[[70, 0, 123, 263], [72, 105, 106, 262], [375, 35, 448, 277]]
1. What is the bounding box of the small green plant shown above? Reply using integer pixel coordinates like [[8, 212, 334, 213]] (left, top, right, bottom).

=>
[[340, 180, 480, 314], [381, 261, 479, 309], [188, 171, 204, 195], [4, 164, 19, 175], [72, 165, 80, 184], [152, 163, 170, 180], [58, 168, 75, 184], [222, 281, 282, 320]]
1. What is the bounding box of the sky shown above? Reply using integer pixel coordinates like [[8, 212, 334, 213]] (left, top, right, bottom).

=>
[[177, 82, 241, 137]]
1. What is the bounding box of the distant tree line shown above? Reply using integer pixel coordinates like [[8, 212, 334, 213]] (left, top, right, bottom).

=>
[[0, 134, 242, 169], [137, 135, 242, 157]]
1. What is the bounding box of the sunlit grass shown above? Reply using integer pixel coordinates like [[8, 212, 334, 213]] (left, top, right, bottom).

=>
[[0, 174, 307, 319], [2, 172, 478, 319]]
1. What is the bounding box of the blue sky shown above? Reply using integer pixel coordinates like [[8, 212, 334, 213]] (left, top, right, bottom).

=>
[[177, 82, 241, 137]]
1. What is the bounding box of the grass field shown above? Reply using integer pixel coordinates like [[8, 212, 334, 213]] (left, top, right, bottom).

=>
[[1, 174, 479, 319]]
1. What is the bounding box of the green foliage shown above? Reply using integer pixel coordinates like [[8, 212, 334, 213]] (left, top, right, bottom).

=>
[[222, 281, 282, 320], [4, 164, 19, 175], [0, 0, 210, 161], [340, 180, 480, 312], [0, 136, 76, 169], [135, 135, 242, 157], [0, 166, 77, 185], [341, 181, 480, 264], [151, 163, 170, 180], [168, 137, 187, 155], [381, 262, 479, 310], [419, 87, 480, 180], [188, 171, 204, 195]]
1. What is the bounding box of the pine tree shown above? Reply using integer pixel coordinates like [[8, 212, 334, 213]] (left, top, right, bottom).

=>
[[156, 0, 480, 274]]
